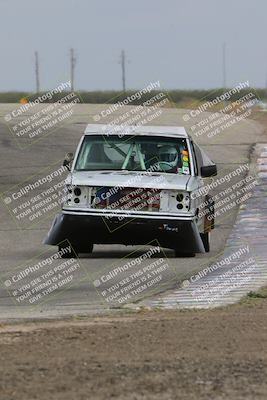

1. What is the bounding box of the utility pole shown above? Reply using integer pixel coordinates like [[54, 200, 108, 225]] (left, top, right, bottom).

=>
[[120, 50, 126, 92], [34, 51, 40, 93], [222, 43, 226, 89], [70, 48, 76, 91]]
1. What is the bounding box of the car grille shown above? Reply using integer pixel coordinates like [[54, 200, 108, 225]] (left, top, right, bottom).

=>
[[92, 187, 161, 212]]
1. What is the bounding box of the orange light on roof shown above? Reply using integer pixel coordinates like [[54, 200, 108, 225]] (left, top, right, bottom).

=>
[[20, 97, 29, 104]]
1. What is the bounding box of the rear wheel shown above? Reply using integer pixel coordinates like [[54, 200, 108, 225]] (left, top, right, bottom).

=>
[[87, 243, 94, 254], [200, 232, 210, 252]]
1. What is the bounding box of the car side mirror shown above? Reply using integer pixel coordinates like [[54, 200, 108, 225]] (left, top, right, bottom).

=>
[[63, 152, 74, 171], [201, 164, 217, 177]]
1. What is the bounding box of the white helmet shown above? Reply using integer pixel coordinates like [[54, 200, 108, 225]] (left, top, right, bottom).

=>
[[158, 145, 179, 171]]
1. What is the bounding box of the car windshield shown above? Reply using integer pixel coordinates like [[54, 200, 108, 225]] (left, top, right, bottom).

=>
[[75, 135, 191, 174]]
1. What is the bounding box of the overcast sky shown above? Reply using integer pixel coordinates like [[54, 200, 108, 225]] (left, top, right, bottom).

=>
[[0, 0, 266, 91]]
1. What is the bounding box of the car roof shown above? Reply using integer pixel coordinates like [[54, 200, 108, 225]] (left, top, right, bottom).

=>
[[84, 124, 188, 139]]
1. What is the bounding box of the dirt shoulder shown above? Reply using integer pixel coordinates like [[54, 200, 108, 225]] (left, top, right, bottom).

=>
[[0, 291, 267, 400], [1, 111, 267, 400]]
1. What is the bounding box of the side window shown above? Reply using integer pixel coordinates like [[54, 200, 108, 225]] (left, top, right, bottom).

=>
[[192, 142, 203, 175]]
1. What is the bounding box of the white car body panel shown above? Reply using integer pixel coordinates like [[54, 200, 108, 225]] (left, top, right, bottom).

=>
[[44, 124, 216, 254]]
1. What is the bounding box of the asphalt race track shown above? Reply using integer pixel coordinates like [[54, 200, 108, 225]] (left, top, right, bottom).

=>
[[0, 103, 265, 319]]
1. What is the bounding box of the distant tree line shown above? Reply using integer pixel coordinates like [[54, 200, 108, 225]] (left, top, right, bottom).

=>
[[0, 88, 265, 104]]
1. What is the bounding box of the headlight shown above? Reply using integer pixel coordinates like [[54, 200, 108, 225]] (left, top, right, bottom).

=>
[[74, 187, 81, 196], [176, 191, 190, 210], [63, 185, 87, 207], [176, 193, 184, 202], [161, 190, 191, 212]]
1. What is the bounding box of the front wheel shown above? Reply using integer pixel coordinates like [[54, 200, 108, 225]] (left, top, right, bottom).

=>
[[200, 232, 210, 252], [174, 250, 195, 258], [84, 243, 94, 254], [74, 243, 94, 255], [58, 243, 77, 258]]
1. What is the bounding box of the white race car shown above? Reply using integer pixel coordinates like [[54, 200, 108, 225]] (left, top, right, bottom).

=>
[[44, 124, 216, 257]]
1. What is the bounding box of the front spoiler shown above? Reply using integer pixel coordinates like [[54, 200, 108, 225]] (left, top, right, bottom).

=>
[[44, 212, 205, 253]]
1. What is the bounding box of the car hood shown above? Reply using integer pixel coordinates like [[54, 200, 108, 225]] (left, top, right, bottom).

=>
[[67, 170, 194, 191]]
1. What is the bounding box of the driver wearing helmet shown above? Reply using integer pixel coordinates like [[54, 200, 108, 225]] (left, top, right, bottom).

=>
[[158, 145, 181, 173]]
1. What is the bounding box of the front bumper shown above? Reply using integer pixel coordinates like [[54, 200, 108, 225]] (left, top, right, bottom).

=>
[[44, 210, 205, 253]]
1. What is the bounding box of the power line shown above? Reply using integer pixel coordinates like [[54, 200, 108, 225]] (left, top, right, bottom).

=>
[[222, 43, 227, 88], [70, 48, 76, 91], [34, 51, 40, 93], [119, 50, 126, 92]]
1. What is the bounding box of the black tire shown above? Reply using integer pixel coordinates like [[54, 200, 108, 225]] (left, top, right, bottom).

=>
[[58, 243, 77, 258], [76, 243, 94, 255], [87, 243, 94, 254], [200, 232, 210, 252], [174, 250, 195, 258]]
